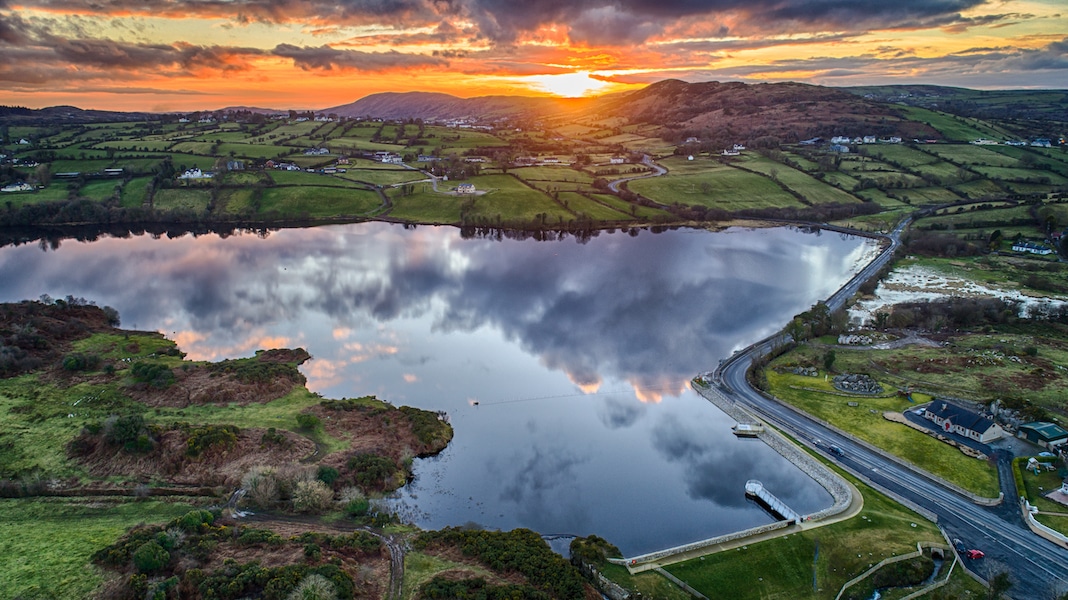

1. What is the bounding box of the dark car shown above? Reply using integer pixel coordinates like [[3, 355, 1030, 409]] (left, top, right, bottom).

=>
[[828, 445, 845, 457], [953, 538, 966, 553]]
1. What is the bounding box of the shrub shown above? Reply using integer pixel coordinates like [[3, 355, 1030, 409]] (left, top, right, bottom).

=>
[[296, 413, 321, 430], [346, 453, 398, 491], [242, 466, 280, 508], [293, 480, 334, 513], [286, 574, 338, 600], [177, 509, 215, 533], [316, 466, 340, 486], [130, 361, 175, 388], [184, 424, 239, 457], [62, 352, 101, 371], [132, 540, 170, 573]]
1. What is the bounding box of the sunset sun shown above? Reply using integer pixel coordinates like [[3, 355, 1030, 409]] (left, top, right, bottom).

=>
[[525, 71, 614, 97]]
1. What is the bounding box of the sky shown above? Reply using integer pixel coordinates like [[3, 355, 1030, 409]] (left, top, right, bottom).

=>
[[1, 0, 1066, 111]]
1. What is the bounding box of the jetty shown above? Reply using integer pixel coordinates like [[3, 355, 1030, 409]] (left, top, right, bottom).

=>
[[732, 422, 763, 437], [745, 479, 801, 524]]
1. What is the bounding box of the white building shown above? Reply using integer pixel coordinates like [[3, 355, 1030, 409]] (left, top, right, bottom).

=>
[[456, 183, 476, 194], [178, 168, 212, 180]]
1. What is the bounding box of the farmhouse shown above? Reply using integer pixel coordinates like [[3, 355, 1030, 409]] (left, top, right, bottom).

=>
[[923, 399, 1005, 443], [178, 168, 212, 180], [456, 183, 475, 194], [1, 182, 34, 192], [1012, 241, 1053, 255], [1017, 422, 1068, 449], [609, 157, 626, 164]]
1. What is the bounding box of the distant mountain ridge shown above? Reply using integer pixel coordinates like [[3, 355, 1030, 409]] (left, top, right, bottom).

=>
[[324, 91, 594, 121]]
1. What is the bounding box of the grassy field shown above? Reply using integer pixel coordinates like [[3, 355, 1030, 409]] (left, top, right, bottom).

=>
[[590, 193, 673, 219], [77, 179, 122, 202], [897, 107, 1007, 142], [764, 356, 1000, 497], [119, 177, 152, 207], [630, 158, 801, 210], [460, 174, 573, 225], [739, 155, 863, 205], [386, 188, 464, 223], [269, 170, 366, 188], [152, 187, 211, 213], [338, 168, 426, 187], [663, 461, 944, 600], [558, 191, 633, 220], [0, 498, 194, 600], [259, 186, 382, 218], [925, 145, 1020, 168]]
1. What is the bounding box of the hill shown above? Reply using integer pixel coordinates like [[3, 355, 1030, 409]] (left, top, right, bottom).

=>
[[586, 79, 936, 144], [324, 91, 594, 120]]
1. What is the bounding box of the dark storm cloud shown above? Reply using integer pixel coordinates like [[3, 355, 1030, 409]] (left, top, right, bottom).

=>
[[272, 43, 448, 71], [12, 0, 992, 46], [461, 0, 989, 44]]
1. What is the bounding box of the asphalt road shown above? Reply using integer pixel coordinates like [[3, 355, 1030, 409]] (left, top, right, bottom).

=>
[[714, 219, 1068, 600], [607, 156, 667, 193]]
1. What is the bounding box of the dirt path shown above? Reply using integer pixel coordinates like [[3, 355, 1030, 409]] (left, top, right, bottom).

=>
[[243, 512, 406, 599]]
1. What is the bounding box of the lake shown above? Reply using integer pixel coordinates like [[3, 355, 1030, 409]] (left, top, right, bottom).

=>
[[0, 223, 879, 555]]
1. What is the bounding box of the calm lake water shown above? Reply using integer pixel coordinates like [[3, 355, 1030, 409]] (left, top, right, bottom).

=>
[[0, 223, 878, 555]]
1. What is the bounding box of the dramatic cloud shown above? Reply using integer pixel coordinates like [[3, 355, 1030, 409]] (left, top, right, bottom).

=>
[[272, 43, 448, 71], [1, 0, 1065, 107]]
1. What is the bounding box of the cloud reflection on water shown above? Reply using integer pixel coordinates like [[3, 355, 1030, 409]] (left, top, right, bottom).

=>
[[0, 223, 877, 554]]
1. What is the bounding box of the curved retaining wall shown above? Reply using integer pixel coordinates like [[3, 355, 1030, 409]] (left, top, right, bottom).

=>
[[607, 519, 792, 567], [696, 384, 854, 522]]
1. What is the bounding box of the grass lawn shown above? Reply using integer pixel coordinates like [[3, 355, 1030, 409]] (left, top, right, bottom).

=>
[[663, 460, 943, 600], [0, 498, 194, 600], [1015, 456, 1068, 536], [259, 186, 382, 218], [630, 161, 801, 210], [764, 365, 999, 498], [152, 187, 211, 213], [386, 188, 463, 223]]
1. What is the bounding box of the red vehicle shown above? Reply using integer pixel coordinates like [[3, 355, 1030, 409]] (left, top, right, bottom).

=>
[[965, 549, 985, 560]]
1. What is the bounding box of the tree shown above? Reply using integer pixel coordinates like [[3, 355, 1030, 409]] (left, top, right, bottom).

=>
[[823, 350, 836, 371], [34, 163, 51, 187]]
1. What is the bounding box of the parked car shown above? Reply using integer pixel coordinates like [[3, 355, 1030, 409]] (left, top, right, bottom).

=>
[[966, 549, 985, 560], [953, 538, 966, 553]]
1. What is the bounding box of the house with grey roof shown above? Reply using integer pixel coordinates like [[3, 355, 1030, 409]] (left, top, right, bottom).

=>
[[923, 399, 1005, 443]]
